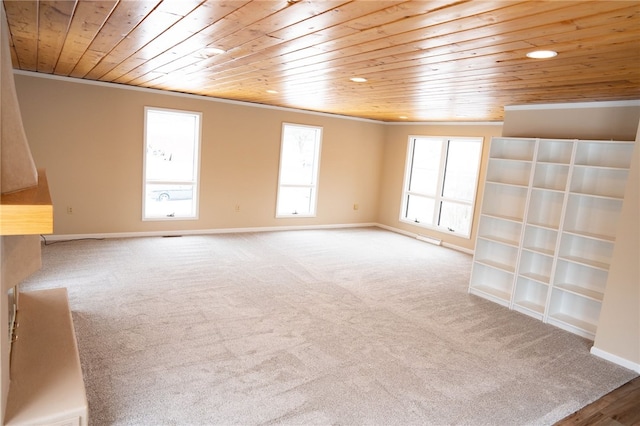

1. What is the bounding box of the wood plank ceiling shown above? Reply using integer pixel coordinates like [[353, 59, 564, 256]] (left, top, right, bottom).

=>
[[3, 0, 639, 122]]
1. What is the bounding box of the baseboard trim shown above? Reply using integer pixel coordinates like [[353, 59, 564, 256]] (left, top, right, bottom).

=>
[[43, 223, 474, 255], [42, 223, 379, 241], [374, 224, 473, 254], [590, 346, 640, 373]]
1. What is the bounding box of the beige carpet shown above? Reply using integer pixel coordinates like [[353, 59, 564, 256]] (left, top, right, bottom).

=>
[[22, 228, 637, 425]]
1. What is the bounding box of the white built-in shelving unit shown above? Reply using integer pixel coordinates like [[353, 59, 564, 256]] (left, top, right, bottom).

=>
[[469, 137, 634, 340]]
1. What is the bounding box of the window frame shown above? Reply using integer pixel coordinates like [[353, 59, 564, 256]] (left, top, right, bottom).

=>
[[275, 122, 323, 218], [400, 135, 483, 238], [142, 106, 202, 221]]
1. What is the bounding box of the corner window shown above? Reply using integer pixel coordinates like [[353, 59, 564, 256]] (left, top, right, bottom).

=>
[[276, 123, 322, 217], [400, 136, 483, 237], [143, 107, 201, 220]]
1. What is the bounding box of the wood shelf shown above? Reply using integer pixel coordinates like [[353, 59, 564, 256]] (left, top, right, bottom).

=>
[[0, 170, 53, 236]]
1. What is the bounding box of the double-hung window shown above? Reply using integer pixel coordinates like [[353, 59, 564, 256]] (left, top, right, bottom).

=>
[[400, 136, 483, 237], [276, 123, 322, 217], [143, 107, 201, 220]]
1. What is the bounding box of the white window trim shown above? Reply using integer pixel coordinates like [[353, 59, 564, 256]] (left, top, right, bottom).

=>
[[399, 135, 483, 238], [142, 106, 202, 221], [276, 122, 323, 218]]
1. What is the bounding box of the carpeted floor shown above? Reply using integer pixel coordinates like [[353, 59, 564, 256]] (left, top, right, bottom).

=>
[[22, 227, 637, 425]]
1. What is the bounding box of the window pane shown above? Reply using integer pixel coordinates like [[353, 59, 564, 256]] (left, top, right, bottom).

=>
[[145, 110, 198, 182], [439, 201, 473, 236], [405, 194, 435, 225], [400, 135, 482, 237], [280, 126, 319, 185], [143, 107, 200, 220], [409, 138, 442, 195], [144, 184, 195, 218], [277, 123, 322, 217], [277, 186, 313, 215], [442, 139, 482, 202]]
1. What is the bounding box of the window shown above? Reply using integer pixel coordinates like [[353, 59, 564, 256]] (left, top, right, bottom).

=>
[[143, 107, 201, 220], [276, 123, 322, 217], [400, 136, 483, 237]]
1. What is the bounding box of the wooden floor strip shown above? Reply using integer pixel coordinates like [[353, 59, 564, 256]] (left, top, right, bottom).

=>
[[555, 376, 640, 426]]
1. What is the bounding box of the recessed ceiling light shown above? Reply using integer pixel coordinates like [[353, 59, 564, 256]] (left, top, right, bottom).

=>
[[266, 89, 278, 94], [202, 47, 225, 56], [399, 115, 408, 120], [526, 50, 558, 59], [350, 77, 367, 83]]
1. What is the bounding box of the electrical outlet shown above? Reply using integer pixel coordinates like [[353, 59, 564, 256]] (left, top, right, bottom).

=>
[[235, 204, 240, 212], [353, 203, 359, 210], [67, 206, 73, 214]]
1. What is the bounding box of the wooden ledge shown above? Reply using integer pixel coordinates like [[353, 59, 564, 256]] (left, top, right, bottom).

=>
[[0, 169, 53, 236]]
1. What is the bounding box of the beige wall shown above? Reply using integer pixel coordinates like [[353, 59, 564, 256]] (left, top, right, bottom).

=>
[[593, 122, 640, 369], [377, 123, 503, 251], [15, 74, 385, 235]]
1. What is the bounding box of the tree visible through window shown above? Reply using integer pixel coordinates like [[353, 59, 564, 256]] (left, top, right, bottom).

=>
[[401, 136, 483, 237], [143, 107, 201, 220], [276, 123, 322, 217]]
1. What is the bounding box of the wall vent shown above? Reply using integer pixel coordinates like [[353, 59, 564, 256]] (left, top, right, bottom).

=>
[[416, 235, 442, 246]]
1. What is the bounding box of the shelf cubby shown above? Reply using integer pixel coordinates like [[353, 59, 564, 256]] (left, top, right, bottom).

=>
[[553, 259, 607, 301], [486, 158, 531, 186], [469, 263, 514, 306], [518, 250, 553, 284], [474, 238, 519, 272], [563, 194, 623, 241], [523, 225, 557, 255], [570, 166, 629, 199], [558, 233, 613, 270], [514, 277, 548, 317], [478, 215, 522, 247], [482, 183, 527, 221], [526, 189, 564, 229], [574, 141, 634, 169], [536, 139, 573, 164], [489, 138, 536, 161], [532, 163, 569, 191], [547, 289, 601, 338]]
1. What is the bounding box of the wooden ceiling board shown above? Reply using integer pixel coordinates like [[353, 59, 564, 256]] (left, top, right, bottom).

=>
[[4, 0, 38, 70], [179, 2, 621, 91], [37, 1, 78, 73], [3, 0, 638, 122], [53, 0, 118, 75], [67, 0, 163, 78]]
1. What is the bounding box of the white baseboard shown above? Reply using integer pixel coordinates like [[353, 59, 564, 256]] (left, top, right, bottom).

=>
[[590, 346, 640, 373], [374, 224, 473, 254], [41, 223, 379, 242], [42, 223, 473, 255]]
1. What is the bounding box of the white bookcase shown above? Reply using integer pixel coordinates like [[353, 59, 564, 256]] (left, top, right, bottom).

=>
[[469, 137, 634, 339]]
